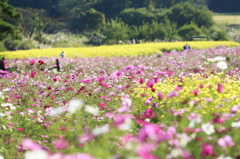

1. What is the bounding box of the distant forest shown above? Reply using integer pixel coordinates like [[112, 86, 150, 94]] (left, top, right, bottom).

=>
[[8, 0, 240, 19], [0, 0, 235, 51]]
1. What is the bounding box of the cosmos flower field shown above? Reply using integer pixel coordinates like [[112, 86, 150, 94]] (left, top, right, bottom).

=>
[[1, 45, 240, 159]]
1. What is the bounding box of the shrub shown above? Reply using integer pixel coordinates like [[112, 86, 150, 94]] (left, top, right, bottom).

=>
[[178, 23, 204, 41], [102, 18, 129, 44], [118, 7, 166, 27], [167, 2, 214, 28], [4, 38, 36, 50], [214, 30, 230, 41], [0, 42, 6, 52]]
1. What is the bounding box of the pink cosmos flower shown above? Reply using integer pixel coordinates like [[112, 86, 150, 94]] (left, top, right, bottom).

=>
[[198, 84, 204, 89], [52, 139, 69, 149], [201, 145, 213, 157], [139, 78, 144, 84], [168, 91, 178, 98], [121, 95, 132, 107], [143, 109, 156, 119], [156, 92, 164, 100], [30, 60, 35, 65], [22, 139, 42, 150], [145, 99, 151, 106], [192, 90, 199, 96], [105, 112, 114, 119], [113, 70, 122, 78], [147, 81, 154, 88], [153, 77, 159, 83], [60, 127, 66, 130], [217, 83, 224, 93], [78, 133, 94, 144], [175, 86, 182, 91], [53, 77, 57, 82], [151, 88, 156, 92], [218, 135, 235, 148], [31, 71, 37, 78], [230, 106, 238, 114], [75, 153, 94, 159], [38, 60, 44, 65], [17, 128, 24, 131], [151, 102, 158, 108], [81, 79, 91, 84]]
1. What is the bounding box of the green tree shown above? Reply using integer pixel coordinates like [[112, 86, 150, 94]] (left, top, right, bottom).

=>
[[102, 18, 129, 44], [0, 0, 21, 41], [178, 22, 204, 41], [167, 2, 214, 28], [214, 30, 230, 41]]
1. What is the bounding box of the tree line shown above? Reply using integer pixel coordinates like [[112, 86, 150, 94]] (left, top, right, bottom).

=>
[[0, 0, 231, 51]]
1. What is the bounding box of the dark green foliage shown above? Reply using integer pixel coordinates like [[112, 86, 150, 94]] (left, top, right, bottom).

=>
[[178, 22, 204, 41], [118, 7, 166, 26], [0, 0, 21, 41], [4, 38, 36, 50], [0, 41, 6, 52], [214, 30, 230, 41], [129, 18, 178, 41], [8, 0, 61, 17], [102, 17, 178, 43], [102, 18, 129, 44], [71, 9, 105, 32], [167, 2, 214, 28]]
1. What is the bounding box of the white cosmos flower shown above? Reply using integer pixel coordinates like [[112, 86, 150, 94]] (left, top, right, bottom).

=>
[[68, 100, 83, 114], [231, 121, 240, 128], [217, 155, 233, 159], [170, 149, 181, 158], [0, 155, 3, 159], [92, 125, 109, 136], [24, 150, 48, 159], [202, 123, 215, 135], [217, 61, 228, 69], [118, 118, 132, 131], [85, 105, 99, 115], [207, 58, 216, 62], [50, 107, 64, 116], [214, 56, 226, 61], [2, 88, 10, 92]]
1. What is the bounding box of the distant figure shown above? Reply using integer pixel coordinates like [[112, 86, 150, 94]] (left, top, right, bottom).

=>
[[0, 57, 7, 70], [60, 51, 65, 58], [13, 46, 17, 51], [183, 44, 191, 50], [55, 59, 61, 72]]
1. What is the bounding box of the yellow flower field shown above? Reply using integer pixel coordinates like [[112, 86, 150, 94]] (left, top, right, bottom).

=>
[[0, 41, 239, 59], [132, 73, 240, 119]]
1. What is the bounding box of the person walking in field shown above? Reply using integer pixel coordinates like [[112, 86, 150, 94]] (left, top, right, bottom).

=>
[[60, 51, 65, 58], [0, 57, 7, 70], [52, 59, 61, 72]]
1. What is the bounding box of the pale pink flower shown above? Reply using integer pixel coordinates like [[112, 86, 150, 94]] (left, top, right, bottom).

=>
[[218, 135, 235, 148], [230, 106, 238, 114], [52, 139, 68, 149], [168, 91, 178, 98], [22, 139, 42, 150], [76, 153, 94, 159]]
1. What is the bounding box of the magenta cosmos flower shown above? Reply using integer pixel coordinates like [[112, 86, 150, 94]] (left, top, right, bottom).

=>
[[201, 145, 213, 157], [113, 70, 122, 78], [217, 83, 224, 93]]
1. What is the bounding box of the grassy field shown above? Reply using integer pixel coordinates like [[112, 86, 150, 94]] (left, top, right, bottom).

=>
[[213, 15, 240, 25], [0, 41, 238, 59]]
